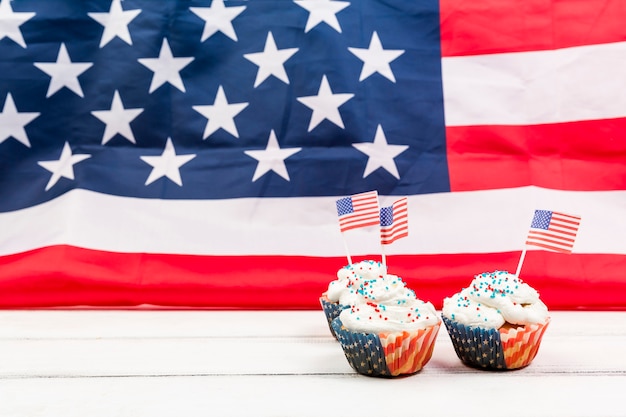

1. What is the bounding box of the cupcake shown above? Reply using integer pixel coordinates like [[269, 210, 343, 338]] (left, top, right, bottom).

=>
[[331, 277, 441, 377], [320, 260, 391, 338], [442, 270, 550, 371]]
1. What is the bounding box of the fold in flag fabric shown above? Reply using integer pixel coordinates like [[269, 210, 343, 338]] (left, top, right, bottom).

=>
[[1, 0, 626, 310], [380, 197, 408, 245], [336, 191, 380, 233], [526, 210, 581, 254]]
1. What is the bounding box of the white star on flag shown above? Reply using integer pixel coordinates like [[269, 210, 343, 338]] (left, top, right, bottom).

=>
[[0, 93, 40, 147], [0, 0, 35, 48], [88, 0, 142, 48], [192, 85, 249, 139], [297, 75, 354, 131], [352, 124, 408, 179], [91, 90, 144, 145], [293, 0, 350, 33], [140, 138, 196, 186], [33, 43, 93, 98], [348, 31, 405, 82], [243, 32, 298, 88], [37, 142, 91, 191], [189, 0, 246, 42], [244, 130, 302, 182], [138, 38, 194, 93]]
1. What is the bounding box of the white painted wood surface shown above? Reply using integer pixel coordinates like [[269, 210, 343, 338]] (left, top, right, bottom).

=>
[[0, 310, 624, 417]]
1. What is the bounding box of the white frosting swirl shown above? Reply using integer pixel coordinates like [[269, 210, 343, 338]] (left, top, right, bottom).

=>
[[442, 271, 549, 329], [338, 278, 439, 333], [326, 260, 388, 306]]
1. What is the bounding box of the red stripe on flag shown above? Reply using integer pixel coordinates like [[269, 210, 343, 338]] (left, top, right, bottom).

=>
[[545, 227, 578, 236], [526, 233, 575, 253], [440, 0, 626, 57], [527, 230, 575, 245], [447, 118, 626, 192], [352, 192, 378, 206], [548, 212, 581, 227], [381, 229, 409, 245], [381, 224, 408, 243], [1, 245, 626, 310], [524, 241, 572, 254], [340, 214, 380, 232]]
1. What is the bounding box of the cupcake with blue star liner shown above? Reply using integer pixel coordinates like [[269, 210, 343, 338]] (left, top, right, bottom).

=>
[[331, 277, 441, 377], [442, 270, 550, 371], [320, 260, 394, 339]]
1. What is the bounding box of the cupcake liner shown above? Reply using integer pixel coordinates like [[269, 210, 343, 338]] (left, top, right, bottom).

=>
[[500, 318, 551, 369], [319, 294, 348, 339], [331, 317, 441, 377], [442, 315, 550, 370]]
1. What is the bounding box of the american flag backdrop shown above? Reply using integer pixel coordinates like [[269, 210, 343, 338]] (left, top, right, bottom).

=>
[[1, 0, 625, 309]]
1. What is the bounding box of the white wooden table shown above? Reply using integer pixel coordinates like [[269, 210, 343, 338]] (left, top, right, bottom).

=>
[[0, 310, 624, 417]]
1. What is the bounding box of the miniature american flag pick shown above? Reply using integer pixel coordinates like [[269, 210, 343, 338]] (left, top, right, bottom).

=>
[[336, 190, 380, 233], [526, 210, 581, 254], [515, 209, 581, 277], [380, 197, 408, 245]]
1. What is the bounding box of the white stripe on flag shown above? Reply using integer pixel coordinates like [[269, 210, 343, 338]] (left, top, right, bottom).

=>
[[442, 41, 626, 126], [0, 187, 624, 257]]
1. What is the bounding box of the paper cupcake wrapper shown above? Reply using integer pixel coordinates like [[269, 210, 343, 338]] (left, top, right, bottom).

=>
[[442, 316, 550, 370], [499, 317, 550, 369], [319, 295, 348, 339], [331, 317, 441, 377]]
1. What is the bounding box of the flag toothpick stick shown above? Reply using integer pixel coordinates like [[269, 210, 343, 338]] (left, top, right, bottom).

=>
[[341, 235, 353, 266], [517, 209, 582, 278], [380, 245, 387, 269], [335, 190, 380, 266], [515, 247, 527, 277], [379, 197, 409, 270]]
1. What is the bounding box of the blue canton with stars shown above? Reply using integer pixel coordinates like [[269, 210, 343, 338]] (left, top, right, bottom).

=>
[[0, 0, 448, 213], [530, 210, 552, 229], [335, 196, 354, 216], [379, 206, 393, 227]]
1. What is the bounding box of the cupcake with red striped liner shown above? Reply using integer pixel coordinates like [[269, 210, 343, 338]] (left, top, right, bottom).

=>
[[442, 270, 550, 370], [331, 276, 441, 377], [320, 260, 395, 338]]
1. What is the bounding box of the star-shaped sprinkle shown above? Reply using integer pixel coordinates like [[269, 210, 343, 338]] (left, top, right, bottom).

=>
[[0, 0, 35, 48], [138, 38, 194, 93], [0, 93, 40, 147], [189, 0, 246, 42], [293, 0, 350, 33], [34, 43, 93, 98], [244, 130, 301, 182], [192, 85, 248, 139], [297, 75, 354, 131], [91, 90, 144, 145], [348, 31, 404, 82], [243, 32, 298, 87], [140, 138, 196, 186], [38, 142, 91, 191], [352, 124, 408, 179], [88, 0, 141, 48]]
